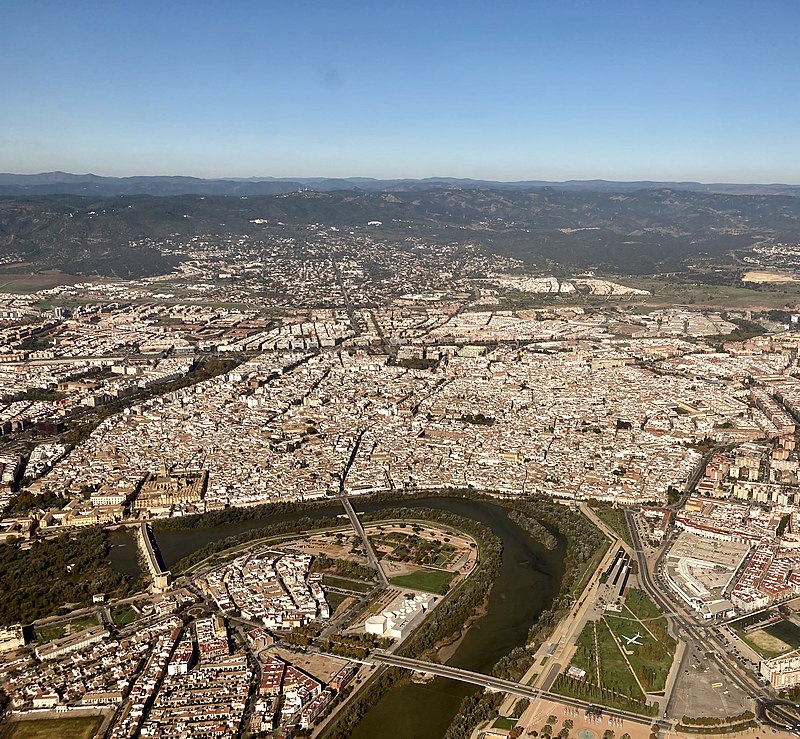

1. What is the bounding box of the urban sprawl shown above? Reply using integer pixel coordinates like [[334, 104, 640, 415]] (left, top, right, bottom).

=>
[[2, 226, 800, 737]]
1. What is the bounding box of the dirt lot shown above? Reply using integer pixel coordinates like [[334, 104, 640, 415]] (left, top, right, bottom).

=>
[[366, 521, 477, 574], [746, 629, 792, 657], [284, 532, 368, 563], [268, 647, 349, 683]]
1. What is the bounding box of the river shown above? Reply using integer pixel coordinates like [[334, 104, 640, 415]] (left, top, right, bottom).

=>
[[106, 527, 141, 578], [150, 497, 566, 739]]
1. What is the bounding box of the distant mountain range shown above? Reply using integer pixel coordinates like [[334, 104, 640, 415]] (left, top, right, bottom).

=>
[[1, 171, 799, 197]]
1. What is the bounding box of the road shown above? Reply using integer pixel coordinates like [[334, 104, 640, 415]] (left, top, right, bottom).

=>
[[672, 445, 721, 511], [623, 444, 769, 716], [525, 509, 621, 693], [758, 700, 800, 733], [625, 507, 766, 708]]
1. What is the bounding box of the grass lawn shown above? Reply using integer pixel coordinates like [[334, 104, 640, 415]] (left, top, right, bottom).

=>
[[569, 621, 599, 679], [624, 587, 663, 621], [564, 618, 647, 703], [326, 592, 349, 615], [595, 619, 645, 699], [590, 505, 633, 547], [389, 568, 454, 595], [765, 619, 800, 648], [34, 614, 100, 643], [111, 605, 142, 627], [605, 613, 675, 693], [492, 717, 518, 730], [1, 716, 103, 739]]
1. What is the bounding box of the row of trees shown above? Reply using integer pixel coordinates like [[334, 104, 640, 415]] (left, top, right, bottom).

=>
[[321, 634, 386, 661], [153, 495, 333, 532], [679, 711, 755, 727], [550, 674, 657, 716], [507, 509, 558, 550]]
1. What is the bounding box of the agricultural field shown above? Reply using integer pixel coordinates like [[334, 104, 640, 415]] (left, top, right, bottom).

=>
[[614, 277, 800, 311], [0, 271, 85, 294]]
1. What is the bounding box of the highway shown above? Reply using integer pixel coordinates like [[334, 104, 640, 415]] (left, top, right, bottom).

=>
[[372, 653, 671, 729], [758, 700, 800, 733]]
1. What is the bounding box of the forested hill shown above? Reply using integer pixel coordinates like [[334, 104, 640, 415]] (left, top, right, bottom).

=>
[[2, 187, 800, 277]]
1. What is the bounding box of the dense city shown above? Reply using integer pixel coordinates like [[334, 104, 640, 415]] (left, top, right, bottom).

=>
[[1, 227, 800, 739]]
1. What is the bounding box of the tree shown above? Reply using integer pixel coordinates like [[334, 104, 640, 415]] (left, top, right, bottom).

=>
[[512, 698, 530, 719]]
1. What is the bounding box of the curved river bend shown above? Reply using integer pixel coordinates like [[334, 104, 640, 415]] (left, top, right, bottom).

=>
[[151, 497, 565, 739]]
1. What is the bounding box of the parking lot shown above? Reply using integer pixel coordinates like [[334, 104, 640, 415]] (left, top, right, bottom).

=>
[[669, 645, 753, 720]]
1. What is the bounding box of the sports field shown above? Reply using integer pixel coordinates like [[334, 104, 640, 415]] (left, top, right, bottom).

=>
[[389, 568, 454, 594], [2, 716, 102, 739], [740, 618, 800, 659]]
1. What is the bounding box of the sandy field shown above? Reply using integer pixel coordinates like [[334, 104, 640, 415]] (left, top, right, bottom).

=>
[[742, 270, 800, 283]]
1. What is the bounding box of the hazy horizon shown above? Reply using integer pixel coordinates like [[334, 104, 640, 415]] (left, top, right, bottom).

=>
[[4, 170, 800, 187]]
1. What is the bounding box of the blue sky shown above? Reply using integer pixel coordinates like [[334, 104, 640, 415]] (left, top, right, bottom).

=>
[[2, 1, 799, 182]]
